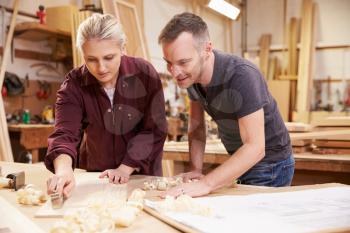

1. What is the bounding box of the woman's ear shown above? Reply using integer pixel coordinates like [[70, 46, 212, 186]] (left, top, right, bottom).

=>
[[121, 44, 127, 55]]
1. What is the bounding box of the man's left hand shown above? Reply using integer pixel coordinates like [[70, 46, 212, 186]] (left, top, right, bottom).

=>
[[160, 180, 212, 198]]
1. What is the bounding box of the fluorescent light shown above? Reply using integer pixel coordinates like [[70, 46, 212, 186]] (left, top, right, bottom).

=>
[[208, 0, 240, 20]]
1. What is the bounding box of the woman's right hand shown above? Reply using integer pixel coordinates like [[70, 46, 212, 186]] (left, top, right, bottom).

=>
[[47, 167, 75, 199]]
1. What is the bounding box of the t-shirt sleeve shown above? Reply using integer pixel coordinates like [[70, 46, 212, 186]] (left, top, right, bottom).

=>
[[231, 64, 270, 119], [186, 85, 200, 101]]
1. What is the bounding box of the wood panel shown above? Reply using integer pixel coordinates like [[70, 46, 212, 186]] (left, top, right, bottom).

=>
[[287, 17, 299, 76], [296, 0, 316, 122], [259, 34, 271, 79], [71, 11, 93, 68], [267, 80, 290, 121], [46, 5, 78, 33], [114, 0, 150, 60]]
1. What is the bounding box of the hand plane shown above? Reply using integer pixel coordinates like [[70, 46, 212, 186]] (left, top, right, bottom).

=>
[[0, 170, 25, 191]]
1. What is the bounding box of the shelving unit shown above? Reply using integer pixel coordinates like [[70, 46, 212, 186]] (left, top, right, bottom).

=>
[[14, 22, 70, 41]]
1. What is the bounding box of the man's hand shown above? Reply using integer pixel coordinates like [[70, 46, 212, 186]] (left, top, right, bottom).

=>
[[179, 169, 204, 182], [99, 164, 135, 184], [47, 167, 75, 199], [160, 179, 212, 198]]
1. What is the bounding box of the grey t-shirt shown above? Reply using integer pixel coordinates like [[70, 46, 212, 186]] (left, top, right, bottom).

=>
[[187, 50, 292, 162]]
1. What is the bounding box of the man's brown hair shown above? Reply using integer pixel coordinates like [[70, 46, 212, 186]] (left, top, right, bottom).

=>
[[158, 12, 209, 45]]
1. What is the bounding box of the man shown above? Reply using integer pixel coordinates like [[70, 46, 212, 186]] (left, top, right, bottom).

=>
[[158, 12, 294, 198]]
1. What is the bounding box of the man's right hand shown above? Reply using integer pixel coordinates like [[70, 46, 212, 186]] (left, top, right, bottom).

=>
[[47, 167, 75, 199], [179, 169, 204, 182]]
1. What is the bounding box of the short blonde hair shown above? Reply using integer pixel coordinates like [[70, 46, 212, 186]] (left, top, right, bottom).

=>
[[76, 13, 126, 51]]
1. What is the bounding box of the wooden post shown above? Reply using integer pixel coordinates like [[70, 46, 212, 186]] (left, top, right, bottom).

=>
[[296, 0, 316, 122], [0, 0, 19, 162]]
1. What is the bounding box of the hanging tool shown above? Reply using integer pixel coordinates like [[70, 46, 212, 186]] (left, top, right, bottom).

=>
[[36, 5, 46, 24]]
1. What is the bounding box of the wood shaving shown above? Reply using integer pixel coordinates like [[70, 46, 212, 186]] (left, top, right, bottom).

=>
[[17, 184, 47, 206], [50, 188, 146, 233], [143, 177, 184, 191]]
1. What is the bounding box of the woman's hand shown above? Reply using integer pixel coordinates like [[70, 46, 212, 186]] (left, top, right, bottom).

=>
[[99, 164, 135, 184], [47, 167, 75, 199]]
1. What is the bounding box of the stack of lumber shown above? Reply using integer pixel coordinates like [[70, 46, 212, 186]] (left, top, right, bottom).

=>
[[289, 125, 350, 155], [292, 139, 313, 153], [313, 139, 350, 155]]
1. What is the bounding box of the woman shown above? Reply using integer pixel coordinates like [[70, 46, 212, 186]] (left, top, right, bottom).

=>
[[46, 14, 167, 198]]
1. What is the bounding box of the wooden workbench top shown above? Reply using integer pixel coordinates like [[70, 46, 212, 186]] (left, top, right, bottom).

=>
[[0, 162, 349, 233], [8, 124, 54, 131]]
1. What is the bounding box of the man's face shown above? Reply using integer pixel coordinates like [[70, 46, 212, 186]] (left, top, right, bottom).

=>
[[162, 32, 205, 89], [82, 39, 122, 87]]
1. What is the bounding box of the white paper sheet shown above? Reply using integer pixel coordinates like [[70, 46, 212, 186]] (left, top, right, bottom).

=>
[[145, 187, 350, 233]]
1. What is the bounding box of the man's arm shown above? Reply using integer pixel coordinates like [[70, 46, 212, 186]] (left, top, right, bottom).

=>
[[163, 108, 265, 197], [202, 108, 265, 191], [188, 100, 206, 172]]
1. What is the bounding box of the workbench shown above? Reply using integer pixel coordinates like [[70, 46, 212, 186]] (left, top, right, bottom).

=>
[[162, 140, 350, 185], [8, 124, 54, 163], [1, 161, 349, 233]]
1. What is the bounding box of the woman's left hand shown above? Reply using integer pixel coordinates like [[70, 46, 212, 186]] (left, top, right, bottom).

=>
[[99, 164, 135, 184], [160, 180, 212, 198]]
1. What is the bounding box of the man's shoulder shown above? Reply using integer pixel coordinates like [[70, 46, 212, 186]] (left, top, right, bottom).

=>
[[213, 50, 261, 82]]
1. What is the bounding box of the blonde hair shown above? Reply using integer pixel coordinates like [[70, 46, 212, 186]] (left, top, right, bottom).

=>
[[76, 13, 126, 51]]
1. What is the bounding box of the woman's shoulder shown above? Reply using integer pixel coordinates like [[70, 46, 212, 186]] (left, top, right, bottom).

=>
[[122, 55, 158, 80]]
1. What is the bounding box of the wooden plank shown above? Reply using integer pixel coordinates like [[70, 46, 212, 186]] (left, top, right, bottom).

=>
[[290, 129, 350, 141], [267, 56, 277, 81], [267, 80, 290, 121], [292, 139, 312, 147], [296, 0, 316, 121], [312, 116, 350, 127], [314, 140, 350, 148], [313, 147, 350, 155], [14, 22, 70, 41], [285, 122, 313, 132], [259, 34, 271, 79], [101, 0, 116, 14], [287, 17, 299, 76], [293, 146, 311, 153]]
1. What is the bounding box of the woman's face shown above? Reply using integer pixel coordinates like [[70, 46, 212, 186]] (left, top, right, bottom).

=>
[[82, 38, 122, 88]]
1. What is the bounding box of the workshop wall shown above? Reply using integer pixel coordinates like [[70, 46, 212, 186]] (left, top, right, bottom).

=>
[[1, 0, 72, 117], [143, 0, 241, 73], [246, 0, 350, 111]]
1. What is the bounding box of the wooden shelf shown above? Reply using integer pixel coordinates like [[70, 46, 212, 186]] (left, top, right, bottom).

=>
[[247, 43, 350, 53], [14, 22, 71, 41]]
